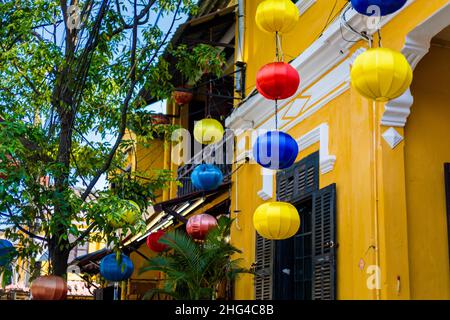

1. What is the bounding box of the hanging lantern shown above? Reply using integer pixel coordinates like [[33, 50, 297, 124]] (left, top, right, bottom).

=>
[[256, 62, 300, 100], [146, 231, 168, 253], [172, 88, 193, 105], [190, 164, 224, 191], [256, 0, 300, 34], [351, 0, 407, 17], [100, 253, 134, 282], [186, 214, 218, 240], [30, 275, 68, 300], [253, 202, 300, 240], [0, 239, 15, 267], [253, 131, 298, 170], [351, 48, 412, 102], [193, 118, 224, 145], [107, 199, 141, 229]]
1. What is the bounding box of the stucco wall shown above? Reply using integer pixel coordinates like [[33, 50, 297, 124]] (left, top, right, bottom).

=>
[[405, 44, 450, 299]]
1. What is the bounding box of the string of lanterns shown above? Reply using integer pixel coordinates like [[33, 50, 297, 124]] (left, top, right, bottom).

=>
[[252, 0, 302, 241], [251, 0, 413, 241]]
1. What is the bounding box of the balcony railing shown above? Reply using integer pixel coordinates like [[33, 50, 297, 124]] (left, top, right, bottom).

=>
[[176, 133, 234, 197]]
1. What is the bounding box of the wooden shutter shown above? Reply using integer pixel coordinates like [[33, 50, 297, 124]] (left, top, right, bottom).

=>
[[312, 183, 337, 300], [254, 232, 273, 300], [277, 152, 319, 202]]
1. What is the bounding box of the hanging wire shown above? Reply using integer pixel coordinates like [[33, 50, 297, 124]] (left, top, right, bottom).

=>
[[377, 29, 383, 47], [275, 99, 278, 130], [275, 32, 284, 62], [340, 4, 373, 45]]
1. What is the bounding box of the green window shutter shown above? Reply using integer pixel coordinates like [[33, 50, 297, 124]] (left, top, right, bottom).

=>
[[254, 232, 273, 300], [312, 183, 337, 300]]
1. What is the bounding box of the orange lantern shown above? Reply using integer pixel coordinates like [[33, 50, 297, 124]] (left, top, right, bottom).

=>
[[30, 275, 68, 300]]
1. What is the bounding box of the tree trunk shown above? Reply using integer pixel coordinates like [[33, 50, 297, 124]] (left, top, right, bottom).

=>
[[50, 95, 75, 277], [48, 237, 70, 277]]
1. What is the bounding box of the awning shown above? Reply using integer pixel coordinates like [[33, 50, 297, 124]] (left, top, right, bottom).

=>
[[68, 248, 110, 274], [122, 182, 231, 247], [69, 182, 231, 272]]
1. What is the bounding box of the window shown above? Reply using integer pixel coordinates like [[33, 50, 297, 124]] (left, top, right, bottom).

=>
[[254, 152, 337, 300]]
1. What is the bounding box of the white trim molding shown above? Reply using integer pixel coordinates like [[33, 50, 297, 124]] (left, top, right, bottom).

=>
[[226, 1, 415, 132], [296, 123, 336, 175], [296, 0, 316, 16], [257, 168, 275, 200], [381, 2, 450, 127]]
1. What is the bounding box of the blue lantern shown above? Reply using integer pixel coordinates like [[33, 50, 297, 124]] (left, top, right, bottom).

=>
[[351, 0, 407, 17], [0, 239, 15, 267], [253, 131, 298, 170], [99, 253, 134, 282], [190, 164, 224, 191]]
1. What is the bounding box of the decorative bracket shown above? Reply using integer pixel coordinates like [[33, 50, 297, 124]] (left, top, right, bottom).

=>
[[381, 2, 450, 127]]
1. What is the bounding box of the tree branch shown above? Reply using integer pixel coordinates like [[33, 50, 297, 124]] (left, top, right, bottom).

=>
[[72, 0, 183, 248], [4, 205, 47, 242]]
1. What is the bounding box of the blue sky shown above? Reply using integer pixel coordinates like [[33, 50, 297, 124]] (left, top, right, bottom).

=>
[[81, 5, 188, 191]]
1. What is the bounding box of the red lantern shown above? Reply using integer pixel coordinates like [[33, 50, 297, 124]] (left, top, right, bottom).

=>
[[172, 88, 193, 105], [256, 62, 300, 100], [186, 214, 218, 240], [30, 275, 67, 300], [146, 231, 168, 253]]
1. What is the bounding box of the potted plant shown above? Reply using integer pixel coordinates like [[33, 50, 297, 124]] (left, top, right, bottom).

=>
[[127, 111, 173, 139], [171, 44, 226, 105], [140, 216, 252, 300]]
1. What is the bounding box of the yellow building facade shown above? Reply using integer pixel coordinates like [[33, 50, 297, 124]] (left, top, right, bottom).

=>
[[124, 0, 450, 300], [226, 0, 450, 300]]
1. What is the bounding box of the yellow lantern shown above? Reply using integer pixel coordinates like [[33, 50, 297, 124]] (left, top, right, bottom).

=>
[[255, 0, 300, 34], [107, 200, 141, 228], [193, 118, 224, 145], [253, 202, 300, 240], [351, 48, 413, 102]]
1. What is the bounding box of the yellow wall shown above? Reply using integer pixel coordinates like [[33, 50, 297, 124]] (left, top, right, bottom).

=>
[[231, 0, 450, 300], [404, 44, 450, 299]]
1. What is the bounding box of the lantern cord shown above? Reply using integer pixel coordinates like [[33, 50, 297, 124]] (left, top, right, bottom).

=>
[[340, 5, 372, 45], [275, 32, 284, 62], [377, 29, 383, 48]]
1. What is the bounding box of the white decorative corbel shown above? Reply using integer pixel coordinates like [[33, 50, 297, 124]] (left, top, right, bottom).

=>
[[381, 2, 450, 127], [296, 123, 336, 175], [381, 88, 414, 127]]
